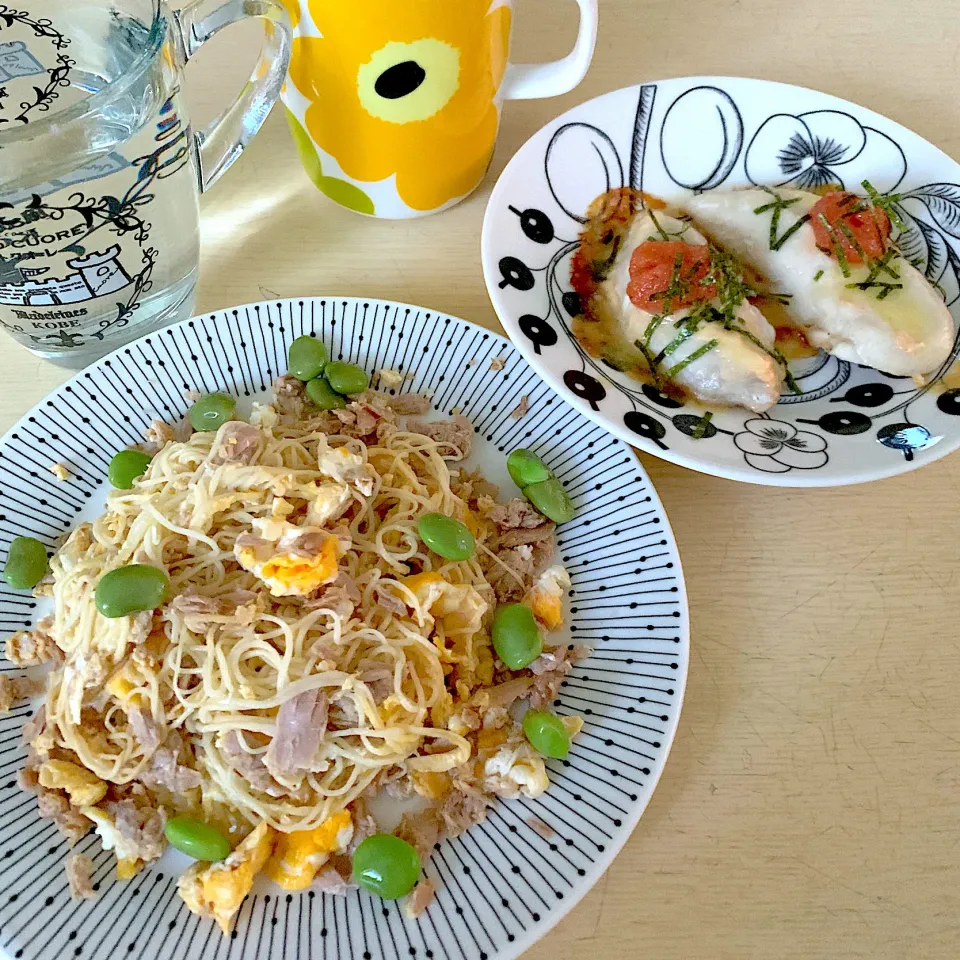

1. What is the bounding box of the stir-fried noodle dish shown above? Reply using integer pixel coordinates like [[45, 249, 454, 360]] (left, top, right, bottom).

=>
[[3, 358, 585, 931]]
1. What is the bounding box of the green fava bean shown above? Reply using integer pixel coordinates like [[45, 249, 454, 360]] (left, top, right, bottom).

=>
[[189, 393, 236, 432], [524, 477, 576, 524], [352, 834, 421, 900], [306, 377, 347, 410], [418, 512, 475, 561], [288, 336, 329, 381], [3, 536, 48, 590], [108, 449, 153, 490], [507, 449, 552, 489], [324, 361, 369, 396], [164, 817, 232, 862], [492, 603, 543, 670], [95, 564, 169, 619], [522, 709, 571, 759]]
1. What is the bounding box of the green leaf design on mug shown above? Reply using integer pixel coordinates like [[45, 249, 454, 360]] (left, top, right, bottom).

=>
[[285, 108, 375, 216]]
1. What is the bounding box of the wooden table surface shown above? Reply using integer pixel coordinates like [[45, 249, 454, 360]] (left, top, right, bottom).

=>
[[3, 1, 960, 957]]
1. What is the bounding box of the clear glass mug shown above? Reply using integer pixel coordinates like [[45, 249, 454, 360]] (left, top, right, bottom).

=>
[[0, 0, 292, 365]]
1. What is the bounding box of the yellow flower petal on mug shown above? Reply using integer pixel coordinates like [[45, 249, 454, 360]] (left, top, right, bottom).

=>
[[285, 108, 375, 215], [357, 40, 460, 124], [277, 0, 300, 28], [292, 0, 512, 212]]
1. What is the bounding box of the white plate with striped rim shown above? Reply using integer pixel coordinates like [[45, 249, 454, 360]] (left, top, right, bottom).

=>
[[0, 298, 688, 960]]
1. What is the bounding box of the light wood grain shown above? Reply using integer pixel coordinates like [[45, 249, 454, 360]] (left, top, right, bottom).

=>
[[3, 1, 960, 956]]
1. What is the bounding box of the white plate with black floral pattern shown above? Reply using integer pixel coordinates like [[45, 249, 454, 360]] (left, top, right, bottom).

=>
[[481, 76, 960, 486], [0, 298, 688, 960]]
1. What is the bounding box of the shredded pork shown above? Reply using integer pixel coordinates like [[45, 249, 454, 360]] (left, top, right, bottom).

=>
[[483, 540, 555, 603], [272, 375, 308, 423], [438, 782, 491, 837], [21, 705, 46, 745], [529, 644, 590, 708], [527, 816, 556, 840], [66, 854, 95, 900], [378, 392, 431, 416], [486, 498, 548, 530], [34, 788, 91, 843], [312, 856, 355, 895], [143, 420, 177, 453], [5, 617, 59, 666], [453, 469, 500, 504], [397, 807, 442, 860], [141, 733, 203, 792], [511, 395, 530, 420], [0, 674, 44, 713], [405, 878, 436, 918], [264, 689, 329, 778], [302, 576, 360, 619], [406, 415, 474, 458], [212, 422, 264, 464], [129, 708, 163, 754], [220, 730, 293, 797], [106, 798, 166, 862], [347, 797, 378, 854]]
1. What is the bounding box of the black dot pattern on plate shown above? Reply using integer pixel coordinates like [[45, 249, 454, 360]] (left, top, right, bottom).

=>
[[0, 298, 687, 960]]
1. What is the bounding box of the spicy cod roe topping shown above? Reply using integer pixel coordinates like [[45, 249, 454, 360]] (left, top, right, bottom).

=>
[[626, 241, 717, 314], [810, 191, 892, 265]]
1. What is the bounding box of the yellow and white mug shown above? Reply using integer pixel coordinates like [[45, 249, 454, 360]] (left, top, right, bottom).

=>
[[280, 0, 598, 218]]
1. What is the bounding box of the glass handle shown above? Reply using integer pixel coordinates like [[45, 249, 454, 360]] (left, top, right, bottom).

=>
[[174, 0, 293, 191]]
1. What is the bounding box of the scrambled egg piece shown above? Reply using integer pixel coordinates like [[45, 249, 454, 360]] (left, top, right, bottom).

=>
[[117, 859, 143, 880], [317, 440, 373, 494], [460, 508, 494, 542], [402, 573, 488, 639], [376, 368, 405, 390], [263, 812, 353, 891], [249, 402, 278, 429], [483, 742, 549, 799], [561, 715, 584, 738], [107, 672, 137, 700], [178, 822, 275, 934], [306, 483, 351, 525], [81, 806, 154, 879], [431, 690, 455, 729], [523, 565, 571, 631], [235, 518, 341, 597], [106, 661, 151, 708], [411, 771, 451, 800], [39, 760, 107, 806]]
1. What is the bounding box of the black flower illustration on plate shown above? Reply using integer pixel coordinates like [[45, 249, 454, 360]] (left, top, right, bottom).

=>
[[734, 418, 828, 473], [893, 183, 960, 307], [745, 110, 906, 192]]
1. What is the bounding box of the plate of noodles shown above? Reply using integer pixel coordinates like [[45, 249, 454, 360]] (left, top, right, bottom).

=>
[[0, 298, 688, 960]]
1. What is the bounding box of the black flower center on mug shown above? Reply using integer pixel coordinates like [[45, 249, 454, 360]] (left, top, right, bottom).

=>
[[375, 61, 427, 100], [358, 40, 461, 124]]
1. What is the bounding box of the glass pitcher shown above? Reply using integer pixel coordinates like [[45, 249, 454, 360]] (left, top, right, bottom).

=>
[[0, 0, 291, 365]]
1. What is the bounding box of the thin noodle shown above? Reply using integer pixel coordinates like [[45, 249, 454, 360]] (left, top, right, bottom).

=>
[[43, 422, 496, 832]]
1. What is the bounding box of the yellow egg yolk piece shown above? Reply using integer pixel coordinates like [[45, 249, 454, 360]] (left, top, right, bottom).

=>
[[177, 822, 275, 934], [263, 812, 353, 891], [523, 565, 571, 631], [38, 760, 107, 806], [236, 531, 339, 597], [401, 573, 487, 638]]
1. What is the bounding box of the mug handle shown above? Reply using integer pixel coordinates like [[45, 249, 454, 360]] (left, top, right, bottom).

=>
[[174, 0, 293, 191], [500, 0, 598, 101]]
